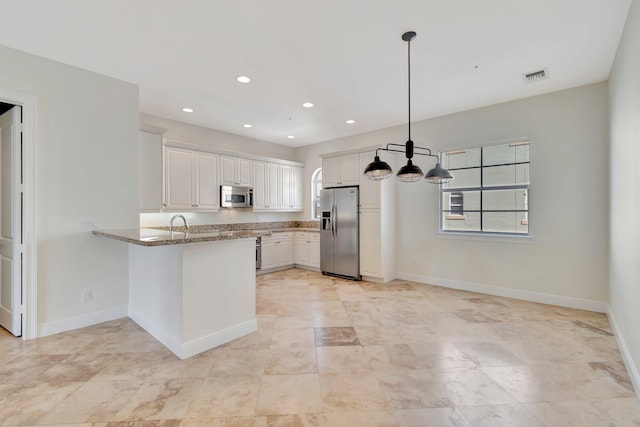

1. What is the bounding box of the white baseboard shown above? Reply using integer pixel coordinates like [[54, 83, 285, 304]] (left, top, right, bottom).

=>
[[607, 308, 640, 397], [38, 306, 128, 337], [129, 309, 257, 359], [179, 319, 257, 359], [395, 272, 608, 313], [294, 264, 320, 272]]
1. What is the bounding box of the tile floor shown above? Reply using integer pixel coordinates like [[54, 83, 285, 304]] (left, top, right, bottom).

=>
[[1, 268, 639, 426]]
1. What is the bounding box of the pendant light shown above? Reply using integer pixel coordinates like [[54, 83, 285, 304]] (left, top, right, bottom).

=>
[[363, 31, 453, 185]]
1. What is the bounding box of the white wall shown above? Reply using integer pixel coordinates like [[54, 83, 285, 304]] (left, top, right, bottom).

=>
[[298, 82, 610, 306], [609, 0, 640, 389], [0, 45, 139, 334], [139, 114, 302, 226], [398, 83, 609, 306]]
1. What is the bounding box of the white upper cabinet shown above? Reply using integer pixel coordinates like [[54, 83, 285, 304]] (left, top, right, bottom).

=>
[[291, 166, 304, 210], [322, 154, 359, 187], [194, 151, 219, 210], [359, 151, 382, 209], [221, 155, 252, 187], [165, 146, 193, 210], [165, 146, 219, 211], [253, 161, 280, 210], [254, 161, 303, 212], [138, 130, 164, 212]]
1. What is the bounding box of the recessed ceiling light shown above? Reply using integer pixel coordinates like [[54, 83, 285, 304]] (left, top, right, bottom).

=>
[[243, 124, 253, 128], [302, 102, 314, 108], [182, 107, 194, 113], [346, 119, 355, 124], [236, 75, 251, 83], [287, 135, 295, 139]]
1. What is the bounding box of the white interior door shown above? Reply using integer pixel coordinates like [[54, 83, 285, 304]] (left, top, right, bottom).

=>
[[0, 106, 22, 336]]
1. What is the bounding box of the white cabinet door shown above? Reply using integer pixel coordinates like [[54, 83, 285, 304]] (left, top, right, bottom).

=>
[[237, 158, 253, 186], [220, 156, 252, 186], [220, 155, 237, 185], [261, 241, 279, 270], [253, 161, 267, 209], [322, 157, 341, 188], [309, 238, 320, 268], [279, 238, 293, 265], [291, 166, 304, 211], [359, 151, 382, 209], [165, 146, 194, 210], [195, 152, 219, 210], [295, 237, 309, 265], [266, 162, 280, 209], [360, 209, 382, 278], [280, 165, 292, 209], [139, 131, 163, 212], [339, 154, 360, 186], [323, 154, 360, 187]]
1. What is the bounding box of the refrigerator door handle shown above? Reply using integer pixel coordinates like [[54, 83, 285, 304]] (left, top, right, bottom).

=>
[[332, 203, 336, 237]]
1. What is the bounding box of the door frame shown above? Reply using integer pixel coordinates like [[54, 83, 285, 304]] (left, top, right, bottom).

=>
[[0, 88, 37, 340]]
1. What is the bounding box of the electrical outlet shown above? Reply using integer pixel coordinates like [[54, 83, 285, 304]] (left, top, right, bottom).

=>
[[81, 290, 92, 302], [81, 219, 99, 231]]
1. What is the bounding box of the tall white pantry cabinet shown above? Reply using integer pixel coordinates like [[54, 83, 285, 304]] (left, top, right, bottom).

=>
[[321, 149, 395, 283]]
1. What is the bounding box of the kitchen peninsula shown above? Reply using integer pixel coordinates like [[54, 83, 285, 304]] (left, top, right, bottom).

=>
[[94, 228, 271, 359]]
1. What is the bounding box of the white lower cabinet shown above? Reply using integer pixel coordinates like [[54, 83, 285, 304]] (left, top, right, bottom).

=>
[[261, 232, 294, 270], [294, 232, 320, 269], [359, 209, 382, 278]]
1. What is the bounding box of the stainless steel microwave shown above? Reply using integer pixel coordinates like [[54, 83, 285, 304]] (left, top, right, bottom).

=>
[[220, 185, 253, 208]]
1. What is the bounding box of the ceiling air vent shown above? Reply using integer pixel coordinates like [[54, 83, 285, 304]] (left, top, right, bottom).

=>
[[522, 68, 549, 83]]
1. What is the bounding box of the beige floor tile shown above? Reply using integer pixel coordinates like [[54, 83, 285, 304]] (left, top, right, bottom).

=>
[[376, 367, 515, 409], [314, 327, 360, 346], [270, 327, 316, 348], [317, 345, 371, 373], [0, 381, 83, 426], [523, 400, 613, 426], [591, 397, 640, 425], [179, 416, 254, 426], [264, 347, 318, 375], [38, 380, 146, 424], [255, 374, 323, 415], [208, 348, 268, 377], [1, 268, 635, 426], [323, 410, 398, 426], [320, 372, 389, 412], [391, 407, 471, 427], [187, 376, 261, 418], [452, 341, 525, 367], [457, 403, 546, 427], [253, 413, 323, 427]]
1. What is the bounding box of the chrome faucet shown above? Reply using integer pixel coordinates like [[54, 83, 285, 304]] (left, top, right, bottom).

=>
[[169, 214, 189, 237]]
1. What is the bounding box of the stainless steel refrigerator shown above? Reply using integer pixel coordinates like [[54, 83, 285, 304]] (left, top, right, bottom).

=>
[[320, 186, 360, 280]]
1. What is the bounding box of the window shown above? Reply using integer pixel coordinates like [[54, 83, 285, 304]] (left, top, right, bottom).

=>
[[311, 168, 322, 219], [440, 140, 529, 235], [447, 192, 465, 218]]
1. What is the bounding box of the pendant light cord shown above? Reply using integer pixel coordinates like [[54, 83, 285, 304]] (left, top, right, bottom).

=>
[[407, 36, 411, 142]]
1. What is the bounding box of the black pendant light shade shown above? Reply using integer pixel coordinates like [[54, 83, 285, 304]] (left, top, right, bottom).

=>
[[363, 155, 393, 180], [396, 159, 424, 182], [425, 162, 453, 184], [362, 30, 453, 185]]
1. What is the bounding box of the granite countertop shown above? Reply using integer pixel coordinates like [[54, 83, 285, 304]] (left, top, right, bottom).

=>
[[93, 228, 272, 247], [269, 228, 320, 233]]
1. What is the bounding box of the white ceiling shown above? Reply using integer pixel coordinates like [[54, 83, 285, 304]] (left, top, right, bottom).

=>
[[0, 0, 632, 147]]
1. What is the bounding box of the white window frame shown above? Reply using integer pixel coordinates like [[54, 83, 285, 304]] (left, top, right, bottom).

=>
[[311, 167, 322, 220], [439, 139, 530, 236]]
